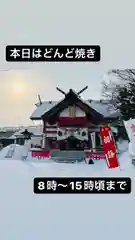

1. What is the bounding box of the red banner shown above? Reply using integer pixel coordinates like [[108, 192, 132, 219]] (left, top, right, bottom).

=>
[[31, 150, 50, 158], [85, 152, 105, 159], [100, 125, 118, 168]]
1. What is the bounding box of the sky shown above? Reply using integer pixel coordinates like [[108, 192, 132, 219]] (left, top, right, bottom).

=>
[[0, 0, 135, 126]]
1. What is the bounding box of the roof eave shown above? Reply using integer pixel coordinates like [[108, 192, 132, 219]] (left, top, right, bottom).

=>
[[30, 116, 42, 120]]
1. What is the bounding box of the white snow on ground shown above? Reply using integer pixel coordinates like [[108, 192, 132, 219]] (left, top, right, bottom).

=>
[[0, 144, 26, 160], [0, 141, 134, 240], [117, 139, 128, 153]]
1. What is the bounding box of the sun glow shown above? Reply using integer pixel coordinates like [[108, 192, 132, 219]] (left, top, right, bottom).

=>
[[13, 82, 24, 94]]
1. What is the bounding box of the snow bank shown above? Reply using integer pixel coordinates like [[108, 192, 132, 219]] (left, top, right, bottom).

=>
[[0, 144, 26, 160], [117, 140, 128, 153], [0, 137, 134, 240], [0, 140, 31, 160], [0, 139, 134, 240], [0, 152, 134, 240], [0, 144, 20, 159], [123, 119, 135, 158]]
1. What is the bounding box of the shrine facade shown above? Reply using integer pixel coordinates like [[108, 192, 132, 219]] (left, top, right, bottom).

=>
[[30, 87, 118, 159]]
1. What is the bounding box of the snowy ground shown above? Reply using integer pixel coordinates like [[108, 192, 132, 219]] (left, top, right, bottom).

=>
[[0, 141, 134, 240]]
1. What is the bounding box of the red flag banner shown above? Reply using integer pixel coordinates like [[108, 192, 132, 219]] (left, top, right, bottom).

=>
[[100, 125, 118, 168]]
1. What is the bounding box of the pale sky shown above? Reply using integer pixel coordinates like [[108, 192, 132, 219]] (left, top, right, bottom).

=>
[[0, 0, 135, 126]]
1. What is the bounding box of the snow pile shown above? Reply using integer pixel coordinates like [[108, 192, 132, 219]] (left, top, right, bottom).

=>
[[123, 119, 135, 158], [118, 150, 132, 170], [0, 150, 134, 240], [0, 144, 20, 159], [0, 139, 134, 239], [117, 140, 128, 153], [0, 144, 27, 160]]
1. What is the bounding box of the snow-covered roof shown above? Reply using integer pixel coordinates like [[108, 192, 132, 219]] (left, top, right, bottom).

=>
[[85, 100, 116, 117], [9, 125, 43, 138], [0, 130, 16, 139], [30, 101, 57, 120], [30, 100, 117, 120]]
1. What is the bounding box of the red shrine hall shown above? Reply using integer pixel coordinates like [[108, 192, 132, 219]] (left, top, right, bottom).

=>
[[30, 86, 114, 160]]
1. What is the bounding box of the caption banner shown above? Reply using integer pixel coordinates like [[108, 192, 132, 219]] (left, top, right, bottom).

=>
[[34, 177, 131, 194], [6, 45, 100, 62]]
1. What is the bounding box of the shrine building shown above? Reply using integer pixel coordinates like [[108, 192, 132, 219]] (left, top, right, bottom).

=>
[[30, 86, 118, 160]]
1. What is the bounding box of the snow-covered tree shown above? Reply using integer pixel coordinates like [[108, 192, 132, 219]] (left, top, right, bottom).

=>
[[102, 69, 135, 120]]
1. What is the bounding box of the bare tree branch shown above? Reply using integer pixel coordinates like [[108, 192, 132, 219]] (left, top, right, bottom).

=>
[[108, 68, 135, 83], [101, 69, 135, 113]]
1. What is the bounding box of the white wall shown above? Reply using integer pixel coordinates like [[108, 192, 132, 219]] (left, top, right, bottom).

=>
[[31, 136, 42, 146], [59, 107, 69, 117], [75, 106, 86, 117]]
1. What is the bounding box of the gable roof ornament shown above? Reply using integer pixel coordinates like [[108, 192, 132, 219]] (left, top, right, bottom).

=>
[[40, 87, 104, 125], [35, 94, 43, 107], [56, 86, 88, 97]]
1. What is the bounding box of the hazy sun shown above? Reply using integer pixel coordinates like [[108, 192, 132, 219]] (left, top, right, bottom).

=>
[[13, 83, 24, 94]]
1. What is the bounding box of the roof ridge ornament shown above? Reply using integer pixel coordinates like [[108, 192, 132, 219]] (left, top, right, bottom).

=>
[[56, 86, 88, 96], [77, 86, 88, 95], [35, 94, 43, 107]]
